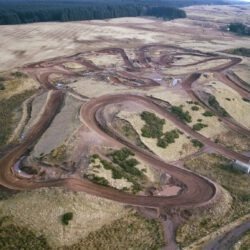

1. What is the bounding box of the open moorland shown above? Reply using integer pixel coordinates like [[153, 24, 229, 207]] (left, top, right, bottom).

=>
[[0, 4, 249, 250]]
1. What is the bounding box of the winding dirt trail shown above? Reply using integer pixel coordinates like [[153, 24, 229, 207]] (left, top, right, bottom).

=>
[[0, 44, 249, 249], [1, 44, 249, 207]]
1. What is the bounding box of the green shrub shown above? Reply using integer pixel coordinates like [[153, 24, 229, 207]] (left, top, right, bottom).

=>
[[202, 111, 214, 117], [110, 148, 134, 163], [157, 138, 167, 148], [164, 129, 179, 143], [192, 123, 208, 131], [0, 82, 5, 90], [171, 106, 192, 123], [141, 111, 165, 138], [191, 106, 199, 111], [119, 159, 141, 177], [92, 154, 99, 159], [191, 139, 204, 148], [208, 94, 229, 117], [242, 97, 250, 103], [112, 168, 123, 179], [61, 212, 73, 225], [91, 175, 109, 186]]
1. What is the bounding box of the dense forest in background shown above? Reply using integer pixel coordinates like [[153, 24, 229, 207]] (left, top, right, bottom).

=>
[[0, 0, 229, 25]]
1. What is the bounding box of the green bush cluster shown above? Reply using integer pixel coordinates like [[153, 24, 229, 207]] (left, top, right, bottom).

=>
[[88, 174, 109, 186], [141, 111, 165, 138], [157, 129, 180, 148], [191, 139, 204, 148], [100, 159, 124, 180], [171, 106, 192, 123], [109, 149, 141, 177], [208, 94, 229, 117], [186, 101, 199, 105], [110, 148, 134, 162], [192, 123, 208, 131], [89, 149, 144, 193], [191, 105, 199, 111], [61, 212, 73, 226], [140, 111, 181, 148]]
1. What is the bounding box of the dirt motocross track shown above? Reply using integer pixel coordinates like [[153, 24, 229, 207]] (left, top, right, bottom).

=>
[[0, 44, 249, 214]]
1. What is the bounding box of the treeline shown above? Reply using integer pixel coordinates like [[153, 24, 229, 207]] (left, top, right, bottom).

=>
[[147, 7, 186, 19], [0, 0, 228, 25], [228, 23, 250, 36]]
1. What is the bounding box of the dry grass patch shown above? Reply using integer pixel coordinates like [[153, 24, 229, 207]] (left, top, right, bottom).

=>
[[0, 213, 50, 250], [0, 89, 36, 149], [0, 188, 127, 248], [214, 130, 250, 152], [0, 71, 38, 101], [203, 80, 250, 128], [60, 212, 165, 250], [84, 53, 123, 69], [163, 59, 229, 75], [177, 153, 250, 248], [232, 62, 250, 86]]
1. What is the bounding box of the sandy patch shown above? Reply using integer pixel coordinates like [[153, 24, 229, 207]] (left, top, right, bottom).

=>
[[163, 59, 230, 75], [84, 53, 124, 69], [69, 77, 129, 98], [23, 92, 48, 134], [31, 94, 82, 157], [63, 62, 85, 69]]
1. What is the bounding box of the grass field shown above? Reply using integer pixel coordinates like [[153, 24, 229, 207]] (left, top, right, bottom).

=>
[[60, 212, 164, 250], [0, 90, 36, 149], [0, 188, 127, 247], [0, 188, 164, 249], [177, 153, 250, 247]]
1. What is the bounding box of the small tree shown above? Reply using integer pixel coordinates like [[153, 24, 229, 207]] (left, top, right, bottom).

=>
[[61, 212, 73, 225]]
